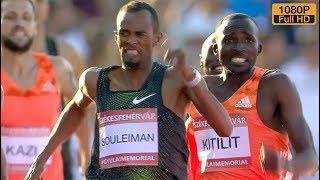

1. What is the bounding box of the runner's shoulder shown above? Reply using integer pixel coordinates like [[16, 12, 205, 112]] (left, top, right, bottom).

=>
[[77, 67, 102, 101], [260, 69, 294, 91], [50, 55, 74, 77], [79, 67, 101, 87]]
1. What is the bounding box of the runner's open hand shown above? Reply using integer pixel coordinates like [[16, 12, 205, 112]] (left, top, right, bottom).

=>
[[164, 49, 195, 82]]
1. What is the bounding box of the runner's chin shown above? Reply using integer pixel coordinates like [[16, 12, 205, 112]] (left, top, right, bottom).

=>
[[122, 53, 139, 68], [229, 63, 251, 74], [123, 60, 140, 69]]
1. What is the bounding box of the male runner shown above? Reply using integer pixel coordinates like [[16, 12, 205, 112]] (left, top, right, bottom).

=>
[[200, 33, 223, 77], [187, 13, 319, 179], [1, 0, 94, 179], [25, 1, 233, 179]]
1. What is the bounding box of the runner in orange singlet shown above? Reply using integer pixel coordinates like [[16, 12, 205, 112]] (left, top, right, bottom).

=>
[[1, 0, 94, 179], [1, 85, 8, 180], [187, 13, 318, 179], [31, 0, 94, 177], [186, 33, 224, 180], [1, 53, 64, 180]]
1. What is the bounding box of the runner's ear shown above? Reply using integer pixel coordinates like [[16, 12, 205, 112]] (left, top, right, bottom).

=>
[[213, 43, 219, 56], [200, 60, 204, 69], [153, 31, 163, 46], [114, 30, 119, 43], [258, 43, 262, 54]]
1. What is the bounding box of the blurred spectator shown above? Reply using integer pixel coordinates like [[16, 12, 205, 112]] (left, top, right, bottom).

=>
[[32, 0, 86, 83], [71, 0, 101, 18], [47, 0, 90, 63], [73, 0, 122, 67]]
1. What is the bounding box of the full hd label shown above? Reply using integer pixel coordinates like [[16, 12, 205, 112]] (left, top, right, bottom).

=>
[[272, 3, 317, 25]]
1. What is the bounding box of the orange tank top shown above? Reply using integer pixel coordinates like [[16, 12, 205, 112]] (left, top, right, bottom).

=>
[[187, 67, 290, 180], [1, 52, 64, 180]]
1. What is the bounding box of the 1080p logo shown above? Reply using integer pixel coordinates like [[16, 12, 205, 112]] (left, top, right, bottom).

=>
[[272, 3, 317, 25]]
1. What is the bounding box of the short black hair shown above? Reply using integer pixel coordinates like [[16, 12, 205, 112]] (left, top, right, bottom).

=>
[[214, 13, 259, 42], [118, 0, 159, 31], [215, 13, 258, 32], [1, 0, 36, 17]]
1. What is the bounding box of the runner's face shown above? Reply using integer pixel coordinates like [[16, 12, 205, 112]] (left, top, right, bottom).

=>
[[115, 10, 159, 69], [1, 0, 36, 52], [200, 45, 223, 76], [215, 18, 261, 74]]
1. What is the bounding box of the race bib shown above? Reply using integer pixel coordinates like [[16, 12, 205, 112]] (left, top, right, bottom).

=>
[[194, 114, 251, 172], [1, 127, 52, 173], [98, 108, 158, 169]]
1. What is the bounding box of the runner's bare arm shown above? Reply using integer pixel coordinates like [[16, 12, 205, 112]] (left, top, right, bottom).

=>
[[76, 105, 96, 175], [53, 56, 96, 174], [1, 147, 7, 180], [186, 72, 233, 137], [73, 68, 98, 174], [166, 49, 232, 137], [24, 68, 99, 180], [1, 87, 7, 180], [262, 72, 319, 176], [56, 39, 95, 171]]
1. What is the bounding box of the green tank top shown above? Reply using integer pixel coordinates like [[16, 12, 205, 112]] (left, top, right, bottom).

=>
[[46, 36, 58, 56], [86, 62, 188, 180]]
